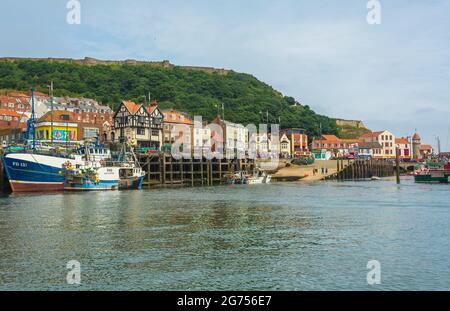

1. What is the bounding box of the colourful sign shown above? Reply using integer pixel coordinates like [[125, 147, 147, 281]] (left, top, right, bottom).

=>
[[52, 130, 76, 141]]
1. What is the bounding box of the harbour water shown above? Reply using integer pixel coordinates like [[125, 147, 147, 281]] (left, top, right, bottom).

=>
[[0, 177, 449, 290]]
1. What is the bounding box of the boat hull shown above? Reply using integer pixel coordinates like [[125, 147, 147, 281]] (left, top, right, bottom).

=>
[[64, 179, 119, 191], [414, 173, 450, 183], [1, 153, 72, 192], [119, 175, 145, 190]]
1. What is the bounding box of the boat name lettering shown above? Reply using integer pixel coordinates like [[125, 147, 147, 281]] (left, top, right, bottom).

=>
[[12, 161, 27, 168]]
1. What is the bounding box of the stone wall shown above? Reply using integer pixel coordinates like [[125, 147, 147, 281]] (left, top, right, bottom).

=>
[[335, 119, 366, 129], [0, 57, 230, 76]]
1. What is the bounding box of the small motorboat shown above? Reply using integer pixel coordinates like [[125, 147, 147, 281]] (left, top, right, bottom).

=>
[[226, 171, 247, 184], [247, 170, 272, 185], [371, 176, 381, 181]]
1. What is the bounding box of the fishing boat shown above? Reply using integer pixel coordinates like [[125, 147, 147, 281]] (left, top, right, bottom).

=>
[[115, 143, 146, 190], [414, 162, 450, 184], [62, 161, 119, 191], [1, 89, 85, 192]]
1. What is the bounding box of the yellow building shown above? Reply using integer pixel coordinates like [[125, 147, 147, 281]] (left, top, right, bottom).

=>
[[35, 122, 78, 142]]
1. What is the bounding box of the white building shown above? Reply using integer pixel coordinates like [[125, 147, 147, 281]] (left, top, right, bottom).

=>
[[360, 130, 396, 159]]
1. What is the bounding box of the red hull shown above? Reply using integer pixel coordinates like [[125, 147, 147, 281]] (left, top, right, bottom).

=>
[[9, 181, 64, 192]]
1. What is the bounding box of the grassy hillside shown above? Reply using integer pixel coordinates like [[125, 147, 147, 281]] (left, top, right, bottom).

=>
[[0, 59, 338, 137], [337, 124, 371, 139]]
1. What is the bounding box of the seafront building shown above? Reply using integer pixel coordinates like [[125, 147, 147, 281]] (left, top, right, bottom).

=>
[[279, 132, 291, 158], [281, 129, 309, 158], [395, 137, 411, 160], [162, 109, 194, 151], [357, 142, 383, 160], [212, 116, 249, 157], [112, 100, 164, 149], [0, 90, 438, 162], [312, 135, 361, 158], [360, 131, 396, 159], [35, 110, 112, 143]]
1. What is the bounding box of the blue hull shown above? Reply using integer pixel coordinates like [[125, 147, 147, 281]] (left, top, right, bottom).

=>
[[2, 154, 65, 192], [136, 176, 145, 190], [64, 179, 119, 191]]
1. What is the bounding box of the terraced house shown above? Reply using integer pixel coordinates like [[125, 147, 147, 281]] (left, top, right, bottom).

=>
[[162, 109, 194, 151]]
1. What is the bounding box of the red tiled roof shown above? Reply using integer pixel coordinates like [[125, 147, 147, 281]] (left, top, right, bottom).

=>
[[122, 100, 141, 114], [0, 109, 22, 118], [395, 138, 409, 144], [361, 131, 384, 138], [147, 101, 159, 114], [420, 144, 432, 151], [321, 135, 339, 141], [163, 109, 193, 125]]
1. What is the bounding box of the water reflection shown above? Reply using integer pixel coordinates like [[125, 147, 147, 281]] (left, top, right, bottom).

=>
[[0, 179, 449, 290]]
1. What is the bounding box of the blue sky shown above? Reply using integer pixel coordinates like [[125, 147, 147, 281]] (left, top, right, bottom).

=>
[[1, 0, 450, 149]]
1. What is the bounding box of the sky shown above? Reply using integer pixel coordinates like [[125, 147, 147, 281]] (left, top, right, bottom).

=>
[[1, 0, 449, 150]]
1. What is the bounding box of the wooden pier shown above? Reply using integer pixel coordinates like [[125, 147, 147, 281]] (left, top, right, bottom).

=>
[[326, 159, 395, 181], [138, 152, 256, 188]]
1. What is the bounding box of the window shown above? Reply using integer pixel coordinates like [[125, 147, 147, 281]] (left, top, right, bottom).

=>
[[84, 128, 99, 139], [60, 114, 70, 121], [137, 128, 145, 135], [152, 129, 159, 136]]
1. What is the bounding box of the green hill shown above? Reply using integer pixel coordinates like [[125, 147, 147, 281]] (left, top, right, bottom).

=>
[[0, 58, 338, 137]]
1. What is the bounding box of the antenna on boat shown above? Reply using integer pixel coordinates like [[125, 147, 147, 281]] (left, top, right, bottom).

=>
[[29, 88, 36, 151]]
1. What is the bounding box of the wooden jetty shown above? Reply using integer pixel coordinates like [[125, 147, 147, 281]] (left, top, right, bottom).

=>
[[326, 159, 395, 181], [138, 152, 256, 188]]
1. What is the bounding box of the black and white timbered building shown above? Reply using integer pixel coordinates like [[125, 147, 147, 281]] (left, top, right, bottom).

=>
[[113, 100, 164, 149]]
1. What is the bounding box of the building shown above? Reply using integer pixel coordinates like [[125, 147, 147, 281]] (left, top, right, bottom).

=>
[[0, 126, 27, 147], [412, 132, 421, 160], [419, 144, 433, 159], [282, 129, 309, 157], [212, 116, 249, 157], [313, 135, 361, 158], [312, 149, 332, 161], [357, 142, 383, 160], [0, 109, 26, 129], [395, 137, 411, 160], [279, 132, 291, 158], [0, 95, 30, 118], [193, 121, 212, 154], [162, 109, 194, 151], [113, 100, 163, 149], [35, 110, 108, 143], [360, 131, 396, 159], [0, 91, 114, 119]]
